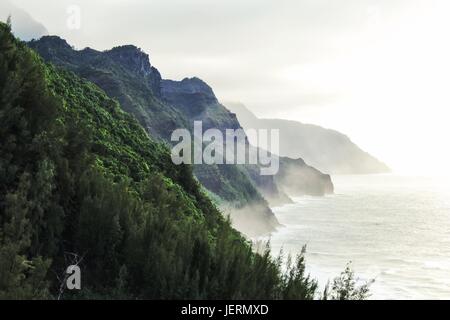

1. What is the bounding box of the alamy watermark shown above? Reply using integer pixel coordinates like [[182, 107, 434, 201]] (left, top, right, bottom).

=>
[[171, 121, 279, 175], [66, 265, 81, 290]]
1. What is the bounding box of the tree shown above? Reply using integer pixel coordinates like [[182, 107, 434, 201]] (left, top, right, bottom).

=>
[[0, 173, 50, 299], [323, 262, 374, 300]]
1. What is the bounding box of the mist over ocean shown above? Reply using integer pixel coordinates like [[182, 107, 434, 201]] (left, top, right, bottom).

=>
[[266, 174, 450, 299]]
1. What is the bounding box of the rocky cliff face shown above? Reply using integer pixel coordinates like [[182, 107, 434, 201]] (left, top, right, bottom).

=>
[[28, 36, 334, 236], [276, 157, 334, 196], [161, 78, 218, 117], [159, 76, 293, 211], [162, 77, 218, 102], [106, 45, 153, 76], [159, 77, 334, 203], [28, 36, 185, 140], [106, 45, 162, 97]]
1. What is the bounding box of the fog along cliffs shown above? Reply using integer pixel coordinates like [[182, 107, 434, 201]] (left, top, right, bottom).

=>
[[28, 36, 334, 236], [227, 103, 390, 175]]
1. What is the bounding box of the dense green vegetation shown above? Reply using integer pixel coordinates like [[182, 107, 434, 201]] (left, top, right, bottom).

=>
[[1, 21, 373, 300], [27, 36, 333, 210], [27, 36, 264, 206], [0, 22, 324, 300], [27, 36, 285, 235], [324, 263, 373, 300]]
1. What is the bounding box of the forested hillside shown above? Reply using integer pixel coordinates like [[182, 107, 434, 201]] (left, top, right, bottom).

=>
[[28, 36, 334, 236], [0, 22, 325, 299], [27, 36, 280, 234]]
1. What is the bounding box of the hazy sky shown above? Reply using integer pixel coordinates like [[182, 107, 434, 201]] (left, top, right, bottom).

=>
[[6, 0, 450, 175]]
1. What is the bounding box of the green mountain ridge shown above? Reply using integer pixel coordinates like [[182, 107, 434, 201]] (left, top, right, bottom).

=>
[[28, 35, 333, 236], [0, 22, 322, 299]]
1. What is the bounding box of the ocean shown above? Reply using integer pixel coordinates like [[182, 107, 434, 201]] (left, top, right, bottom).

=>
[[265, 174, 450, 299]]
